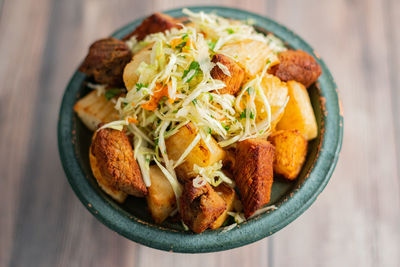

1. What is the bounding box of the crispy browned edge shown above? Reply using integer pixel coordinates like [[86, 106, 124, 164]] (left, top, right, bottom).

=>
[[211, 54, 245, 95], [180, 181, 226, 233], [91, 128, 147, 197], [234, 138, 275, 218]]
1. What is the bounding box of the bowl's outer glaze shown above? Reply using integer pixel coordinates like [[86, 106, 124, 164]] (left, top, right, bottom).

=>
[[58, 6, 343, 253]]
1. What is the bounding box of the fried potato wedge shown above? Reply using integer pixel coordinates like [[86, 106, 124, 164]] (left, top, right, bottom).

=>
[[211, 54, 244, 95], [219, 39, 272, 77], [146, 165, 176, 224], [234, 138, 275, 218], [89, 150, 127, 203], [180, 181, 226, 233], [210, 183, 237, 229], [123, 13, 180, 41], [269, 50, 322, 88], [269, 129, 308, 180], [276, 81, 318, 140], [123, 45, 152, 91], [91, 128, 147, 197], [73, 90, 119, 131], [165, 123, 226, 181], [79, 38, 132, 87]]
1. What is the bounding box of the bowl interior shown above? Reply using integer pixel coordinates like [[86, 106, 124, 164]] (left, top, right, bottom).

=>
[[60, 6, 342, 252]]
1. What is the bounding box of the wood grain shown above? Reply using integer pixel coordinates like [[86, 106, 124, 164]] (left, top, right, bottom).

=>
[[0, 0, 399, 266]]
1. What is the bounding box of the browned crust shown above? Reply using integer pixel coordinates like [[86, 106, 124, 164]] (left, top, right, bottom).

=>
[[79, 38, 132, 87], [91, 128, 147, 197], [179, 181, 226, 233], [234, 138, 275, 218], [269, 50, 322, 88], [122, 13, 181, 41], [269, 129, 308, 180], [211, 54, 245, 95]]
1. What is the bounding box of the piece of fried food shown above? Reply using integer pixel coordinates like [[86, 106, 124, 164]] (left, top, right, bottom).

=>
[[219, 39, 272, 77], [91, 128, 147, 197], [211, 54, 244, 95], [255, 74, 289, 131], [73, 90, 120, 131], [79, 38, 132, 87], [165, 123, 226, 181], [179, 181, 226, 233], [123, 44, 152, 91], [89, 150, 127, 203], [276, 81, 318, 140], [123, 13, 180, 41], [269, 50, 322, 88], [210, 183, 237, 229], [234, 138, 275, 218], [146, 165, 176, 224], [269, 129, 308, 180]]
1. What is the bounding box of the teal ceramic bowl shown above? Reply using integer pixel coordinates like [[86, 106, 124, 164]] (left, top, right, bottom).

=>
[[58, 6, 343, 253]]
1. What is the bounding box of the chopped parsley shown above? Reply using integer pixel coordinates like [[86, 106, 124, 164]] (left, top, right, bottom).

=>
[[208, 92, 213, 102], [246, 87, 254, 95], [136, 83, 147, 91], [192, 98, 198, 105], [104, 88, 123, 101], [175, 41, 187, 51], [208, 40, 216, 51], [226, 28, 235, 34], [182, 61, 200, 82]]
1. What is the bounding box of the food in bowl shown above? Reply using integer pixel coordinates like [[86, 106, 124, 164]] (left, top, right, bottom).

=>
[[73, 9, 322, 233]]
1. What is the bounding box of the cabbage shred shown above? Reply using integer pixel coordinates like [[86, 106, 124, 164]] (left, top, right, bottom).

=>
[[106, 9, 286, 201]]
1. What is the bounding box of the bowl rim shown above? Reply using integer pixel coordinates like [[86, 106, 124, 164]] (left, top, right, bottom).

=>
[[58, 5, 343, 253]]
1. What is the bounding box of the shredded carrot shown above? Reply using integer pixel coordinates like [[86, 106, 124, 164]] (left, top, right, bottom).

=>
[[127, 117, 138, 124], [141, 83, 173, 111], [170, 38, 182, 48]]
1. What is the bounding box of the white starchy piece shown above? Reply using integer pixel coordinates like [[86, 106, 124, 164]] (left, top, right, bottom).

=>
[[146, 165, 176, 223], [276, 81, 318, 140], [219, 39, 273, 77], [73, 90, 120, 131]]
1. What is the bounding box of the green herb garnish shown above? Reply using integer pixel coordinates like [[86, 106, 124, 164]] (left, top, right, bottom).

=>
[[226, 28, 235, 34], [105, 88, 123, 101], [136, 83, 147, 91], [182, 61, 200, 82]]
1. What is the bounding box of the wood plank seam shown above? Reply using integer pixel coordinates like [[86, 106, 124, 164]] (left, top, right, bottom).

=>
[[382, 0, 400, 196]]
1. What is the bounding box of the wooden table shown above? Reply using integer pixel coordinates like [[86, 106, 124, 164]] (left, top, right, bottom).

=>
[[1, 0, 399, 266]]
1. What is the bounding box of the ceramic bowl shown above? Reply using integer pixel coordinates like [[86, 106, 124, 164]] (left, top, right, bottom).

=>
[[58, 6, 343, 253]]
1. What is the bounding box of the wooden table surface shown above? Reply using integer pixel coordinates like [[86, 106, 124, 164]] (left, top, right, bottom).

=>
[[1, 0, 399, 266]]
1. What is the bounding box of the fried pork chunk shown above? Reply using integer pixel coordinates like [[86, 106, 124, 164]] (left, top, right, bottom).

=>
[[210, 184, 237, 229], [180, 181, 226, 233], [79, 38, 132, 87], [269, 50, 322, 88], [234, 138, 275, 218], [91, 128, 147, 197], [123, 13, 180, 41], [211, 54, 244, 95]]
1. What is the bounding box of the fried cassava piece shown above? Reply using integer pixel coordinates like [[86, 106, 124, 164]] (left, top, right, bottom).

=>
[[91, 128, 147, 197], [146, 165, 176, 224], [276, 81, 318, 140], [234, 138, 275, 218], [165, 123, 226, 181], [269, 50, 322, 88], [73, 90, 120, 131], [180, 181, 226, 233], [79, 38, 132, 87], [269, 129, 308, 180]]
